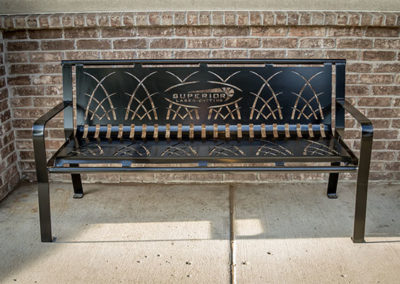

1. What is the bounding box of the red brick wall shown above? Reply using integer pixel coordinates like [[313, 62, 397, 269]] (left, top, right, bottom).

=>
[[0, 11, 399, 187], [0, 30, 20, 200]]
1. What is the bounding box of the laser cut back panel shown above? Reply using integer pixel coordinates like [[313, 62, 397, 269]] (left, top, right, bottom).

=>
[[74, 61, 333, 128]]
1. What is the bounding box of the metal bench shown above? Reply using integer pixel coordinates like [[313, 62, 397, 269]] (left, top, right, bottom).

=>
[[33, 59, 373, 243]]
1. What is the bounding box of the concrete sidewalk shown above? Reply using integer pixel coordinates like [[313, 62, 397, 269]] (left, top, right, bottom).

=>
[[0, 182, 399, 283]]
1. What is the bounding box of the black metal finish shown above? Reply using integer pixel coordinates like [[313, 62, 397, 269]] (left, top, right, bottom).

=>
[[32, 59, 373, 243]]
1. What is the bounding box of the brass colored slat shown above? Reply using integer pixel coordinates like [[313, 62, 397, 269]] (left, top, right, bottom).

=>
[[308, 123, 314, 138], [189, 123, 194, 139], [201, 124, 206, 139], [320, 124, 326, 138], [225, 124, 230, 139], [237, 123, 242, 139], [273, 123, 278, 138], [153, 124, 159, 139], [141, 124, 147, 139], [285, 123, 290, 138], [261, 123, 266, 138], [83, 124, 89, 139], [249, 123, 254, 139], [213, 124, 218, 139], [118, 124, 123, 139], [106, 124, 112, 139], [94, 124, 100, 139], [129, 124, 135, 139], [177, 124, 182, 139], [165, 123, 170, 139], [296, 123, 302, 138]]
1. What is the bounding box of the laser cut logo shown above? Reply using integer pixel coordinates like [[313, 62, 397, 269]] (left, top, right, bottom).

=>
[[172, 87, 234, 104]]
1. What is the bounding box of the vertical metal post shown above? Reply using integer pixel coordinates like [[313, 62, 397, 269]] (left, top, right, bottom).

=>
[[62, 64, 74, 139], [33, 125, 53, 242], [327, 162, 340, 198], [352, 128, 373, 243], [335, 63, 346, 131], [71, 164, 84, 198]]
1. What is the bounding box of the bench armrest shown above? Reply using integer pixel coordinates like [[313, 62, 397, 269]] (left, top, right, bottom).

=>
[[336, 100, 373, 139], [33, 101, 72, 179]]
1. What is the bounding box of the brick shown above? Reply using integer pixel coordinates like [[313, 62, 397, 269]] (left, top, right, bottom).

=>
[[251, 27, 287, 37], [275, 12, 287, 25], [249, 12, 262, 25], [148, 12, 161, 25], [250, 50, 286, 58], [327, 27, 364, 37], [113, 39, 147, 49], [367, 108, 400, 118], [373, 63, 400, 73], [176, 27, 211, 37], [262, 12, 274, 25], [348, 13, 361, 26], [225, 38, 260, 48], [175, 50, 210, 59], [73, 14, 85, 27], [102, 28, 135, 37], [11, 86, 44, 97], [61, 14, 74, 27], [288, 27, 325, 37], [212, 50, 248, 58], [161, 12, 174, 26], [86, 14, 97, 27], [137, 27, 173, 36], [123, 14, 135, 26], [187, 12, 199, 25], [150, 38, 185, 49], [324, 12, 336, 25], [262, 38, 297, 48], [287, 12, 299, 25], [136, 50, 174, 59], [374, 39, 400, 49], [174, 12, 186, 25], [7, 76, 31, 86], [359, 74, 393, 84], [9, 64, 41, 75], [97, 14, 110, 27], [101, 51, 136, 59], [30, 52, 63, 62], [224, 11, 236, 25], [6, 53, 29, 63], [33, 97, 63, 107], [110, 13, 123, 27], [236, 12, 249, 26], [65, 51, 100, 60], [326, 50, 359, 60], [337, 39, 372, 49], [385, 14, 398, 26], [372, 86, 400, 95], [186, 39, 223, 49], [26, 15, 38, 28], [29, 29, 63, 39], [49, 15, 62, 28], [3, 31, 28, 40], [387, 141, 400, 150], [7, 41, 39, 51], [213, 27, 249, 37], [358, 97, 392, 107], [365, 27, 399, 37], [287, 50, 324, 59], [347, 63, 372, 73], [299, 12, 311, 25], [32, 75, 62, 85], [346, 85, 369, 96], [77, 39, 111, 49], [41, 40, 74, 50], [299, 38, 335, 48], [362, 51, 396, 61], [65, 28, 99, 38]]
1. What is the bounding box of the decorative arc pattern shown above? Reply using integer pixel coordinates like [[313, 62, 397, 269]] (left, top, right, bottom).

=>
[[209, 143, 245, 157], [303, 140, 339, 156], [256, 140, 294, 156], [161, 142, 198, 157]]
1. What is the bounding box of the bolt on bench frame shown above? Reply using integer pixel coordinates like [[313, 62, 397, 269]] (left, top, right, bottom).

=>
[[33, 59, 373, 243]]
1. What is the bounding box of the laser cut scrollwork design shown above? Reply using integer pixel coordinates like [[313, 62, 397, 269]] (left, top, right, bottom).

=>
[[161, 142, 198, 157], [124, 71, 159, 121], [249, 71, 283, 120], [84, 72, 117, 121], [256, 140, 294, 157], [70, 141, 104, 157], [165, 98, 200, 120], [164, 71, 200, 92], [113, 143, 150, 157], [209, 143, 245, 157], [303, 140, 339, 156], [207, 71, 242, 92], [291, 71, 325, 121], [207, 98, 242, 120]]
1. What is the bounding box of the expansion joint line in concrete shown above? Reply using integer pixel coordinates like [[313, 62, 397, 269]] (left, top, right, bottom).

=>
[[229, 184, 236, 284]]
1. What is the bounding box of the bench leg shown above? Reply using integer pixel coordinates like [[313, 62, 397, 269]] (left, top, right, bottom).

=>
[[352, 135, 373, 243], [71, 164, 84, 199], [327, 162, 340, 199], [33, 136, 53, 242]]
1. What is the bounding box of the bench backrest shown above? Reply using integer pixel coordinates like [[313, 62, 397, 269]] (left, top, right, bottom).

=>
[[62, 59, 346, 138]]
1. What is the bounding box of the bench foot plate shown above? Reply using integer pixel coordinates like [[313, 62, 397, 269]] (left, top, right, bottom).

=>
[[351, 237, 365, 243], [73, 193, 84, 199], [327, 193, 338, 199]]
